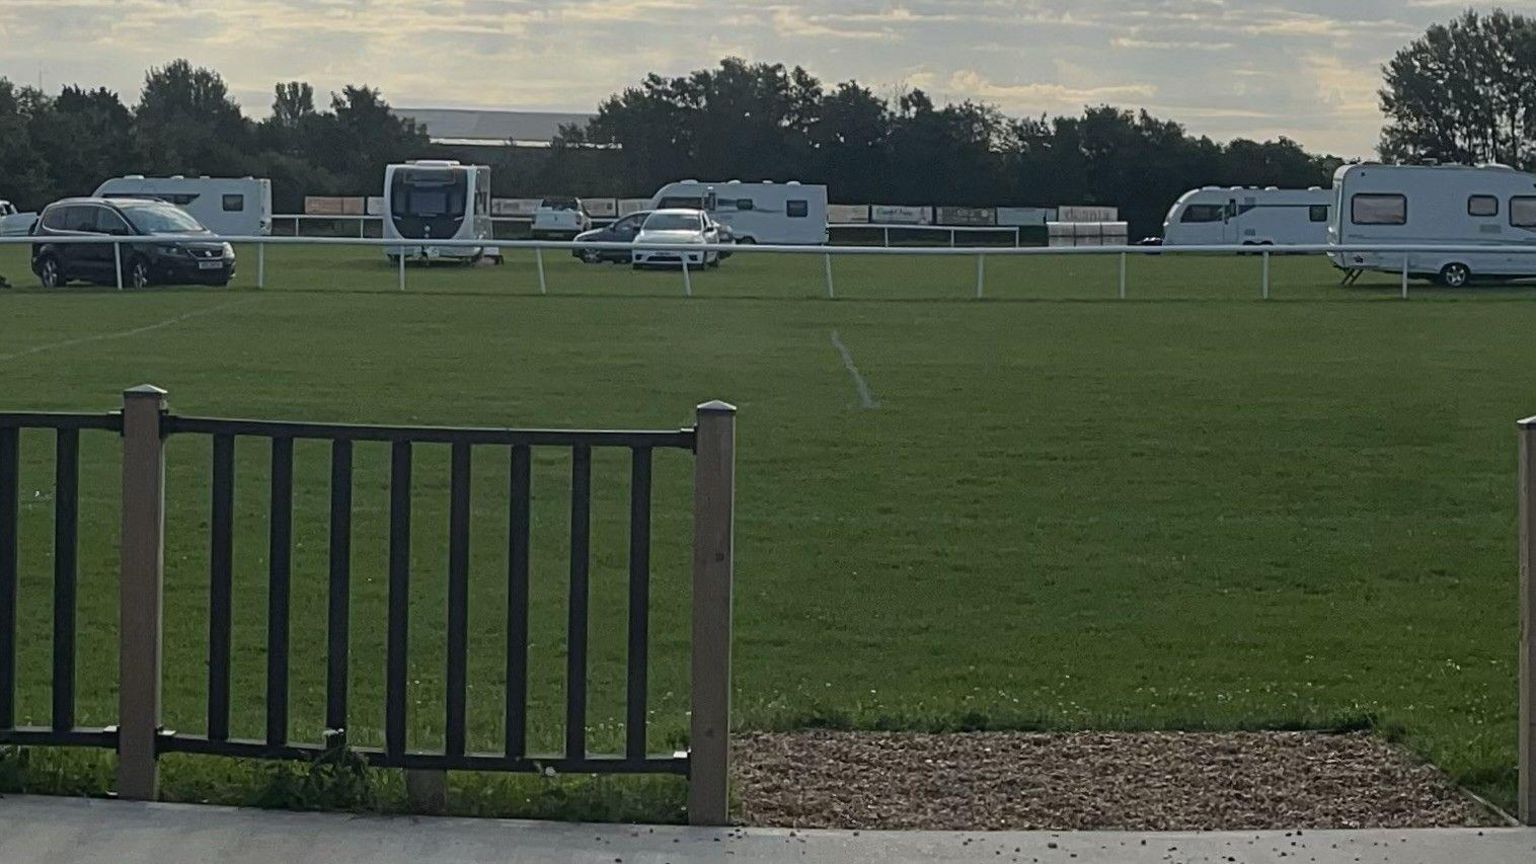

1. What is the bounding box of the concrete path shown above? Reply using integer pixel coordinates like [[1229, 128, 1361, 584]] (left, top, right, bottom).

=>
[[1, 794, 1533, 864]]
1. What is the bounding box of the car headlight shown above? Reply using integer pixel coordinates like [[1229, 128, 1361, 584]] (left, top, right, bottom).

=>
[[222, 242, 234, 257], [156, 244, 184, 255]]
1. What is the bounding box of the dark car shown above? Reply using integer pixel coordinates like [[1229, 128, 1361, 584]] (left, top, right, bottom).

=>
[[30, 197, 236, 288], [572, 210, 651, 263]]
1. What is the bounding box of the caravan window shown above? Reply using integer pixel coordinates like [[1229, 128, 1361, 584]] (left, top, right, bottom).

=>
[[1511, 197, 1536, 228], [1468, 195, 1498, 217], [735, 199, 754, 211], [658, 196, 704, 209], [1309, 205, 1329, 222], [1179, 204, 1225, 223], [787, 200, 809, 218], [222, 194, 244, 212], [1350, 194, 1406, 225]]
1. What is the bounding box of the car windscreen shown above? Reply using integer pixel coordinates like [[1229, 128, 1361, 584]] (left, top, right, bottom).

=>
[[642, 213, 701, 232], [120, 203, 208, 234], [392, 169, 467, 218]]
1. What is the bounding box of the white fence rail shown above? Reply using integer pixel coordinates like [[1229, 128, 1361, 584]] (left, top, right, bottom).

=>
[[4, 234, 1534, 299]]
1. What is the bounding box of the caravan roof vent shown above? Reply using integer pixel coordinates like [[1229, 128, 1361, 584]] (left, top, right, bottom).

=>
[[170, 175, 185, 180], [408, 159, 460, 166], [125, 174, 145, 180], [1264, 186, 1279, 191], [787, 180, 801, 185]]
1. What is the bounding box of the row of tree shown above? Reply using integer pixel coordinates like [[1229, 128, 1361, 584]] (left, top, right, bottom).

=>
[[0, 60, 428, 214], [0, 8, 1530, 237]]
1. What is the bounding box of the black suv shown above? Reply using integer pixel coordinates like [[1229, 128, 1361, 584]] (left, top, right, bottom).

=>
[[31, 197, 236, 288]]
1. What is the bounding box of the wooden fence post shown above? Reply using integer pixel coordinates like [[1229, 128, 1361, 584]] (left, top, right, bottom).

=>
[[689, 400, 736, 826], [118, 384, 167, 800], [1519, 416, 1536, 824]]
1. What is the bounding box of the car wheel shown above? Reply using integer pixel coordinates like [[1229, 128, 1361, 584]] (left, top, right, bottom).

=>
[[129, 257, 151, 289], [581, 249, 602, 264], [37, 255, 63, 288], [1438, 262, 1470, 288]]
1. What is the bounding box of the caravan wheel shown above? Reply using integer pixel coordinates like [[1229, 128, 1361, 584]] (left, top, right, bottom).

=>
[[1437, 263, 1471, 288]]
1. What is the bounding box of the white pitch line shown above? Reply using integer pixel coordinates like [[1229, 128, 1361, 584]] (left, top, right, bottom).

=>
[[0, 297, 261, 363], [829, 329, 879, 410]]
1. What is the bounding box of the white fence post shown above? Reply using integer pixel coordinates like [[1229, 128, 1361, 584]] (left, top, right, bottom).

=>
[[823, 253, 835, 299], [1401, 256, 1410, 299], [536, 248, 547, 295], [114, 242, 123, 291], [357, 217, 365, 239], [1118, 252, 1127, 299], [975, 254, 985, 299], [397, 250, 405, 291], [1261, 250, 1271, 300], [882, 226, 889, 247], [682, 256, 693, 297], [256, 241, 265, 289], [1519, 416, 1536, 824]]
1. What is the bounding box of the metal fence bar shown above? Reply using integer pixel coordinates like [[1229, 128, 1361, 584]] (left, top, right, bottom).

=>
[[824, 253, 835, 299], [326, 439, 352, 735], [1118, 252, 1127, 299], [114, 242, 123, 291], [118, 385, 166, 800], [397, 251, 405, 292], [207, 434, 235, 741], [505, 444, 531, 759], [1261, 250, 1271, 300], [1402, 256, 1410, 299], [975, 254, 985, 299], [682, 258, 693, 297], [445, 442, 472, 758], [51, 429, 78, 731], [536, 248, 547, 295], [689, 400, 736, 825], [266, 436, 294, 747], [626, 447, 653, 760], [257, 242, 266, 289], [1520, 416, 1536, 825], [386, 441, 412, 758], [0, 426, 17, 732], [566, 444, 592, 759]]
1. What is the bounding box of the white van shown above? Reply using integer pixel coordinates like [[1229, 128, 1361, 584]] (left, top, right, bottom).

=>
[[94, 176, 272, 237], [1329, 163, 1536, 286], [1163, 187, 1331, 246], [531, 197, 592, 239], [647, 180, 828, 244]]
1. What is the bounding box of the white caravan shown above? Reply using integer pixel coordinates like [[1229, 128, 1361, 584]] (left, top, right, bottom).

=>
[[1329, 163, 1536, 286], [94, 176, 272, 237], [382, 160, 493, 261], [1162, 187, 1331, 246], [647, 180, 828, 244]]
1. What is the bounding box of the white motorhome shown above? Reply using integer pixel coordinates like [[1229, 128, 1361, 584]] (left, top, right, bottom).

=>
[[1330, 163, 1536, 286], [94, 176, 272, 237], [382, 160, 494, 261], [1162, 186, 1331, 246], [647, 180, 828, 244]]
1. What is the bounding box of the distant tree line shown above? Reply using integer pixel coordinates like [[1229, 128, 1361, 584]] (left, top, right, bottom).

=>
[[0, 60, 428, 214], [0, 7, 1526, 236]]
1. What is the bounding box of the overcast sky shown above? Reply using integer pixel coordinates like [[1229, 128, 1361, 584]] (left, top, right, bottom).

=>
[[0, 1, 1503, 157]]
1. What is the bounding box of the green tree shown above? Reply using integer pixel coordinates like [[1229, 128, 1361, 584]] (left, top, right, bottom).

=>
[[1380, 9, 1536, 168], [134, 59, 252, 175], [0, 79, 54, 209]]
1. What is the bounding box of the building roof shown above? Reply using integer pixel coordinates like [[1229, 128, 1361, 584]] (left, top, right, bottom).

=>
[[392, 108, 595, 148]]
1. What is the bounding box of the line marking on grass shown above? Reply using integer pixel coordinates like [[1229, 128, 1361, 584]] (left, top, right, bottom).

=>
[[829, 329, 879, 410], [0, 297, 262, 364]]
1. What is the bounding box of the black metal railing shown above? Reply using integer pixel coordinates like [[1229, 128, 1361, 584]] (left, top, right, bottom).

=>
[[0, 411, 123, 751], [0, 391, 736, 822], [155, 414, 697, 774]]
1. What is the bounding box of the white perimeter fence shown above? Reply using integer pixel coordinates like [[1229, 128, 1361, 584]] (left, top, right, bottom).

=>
[[275, 214, 1025, 247], [2, 235, 1533, 301]]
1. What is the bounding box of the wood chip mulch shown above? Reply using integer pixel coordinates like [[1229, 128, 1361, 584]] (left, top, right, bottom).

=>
[[733, 730, 1501, 831]]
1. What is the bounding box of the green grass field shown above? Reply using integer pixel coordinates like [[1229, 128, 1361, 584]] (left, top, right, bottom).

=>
[[1, 243, 1534, 818]]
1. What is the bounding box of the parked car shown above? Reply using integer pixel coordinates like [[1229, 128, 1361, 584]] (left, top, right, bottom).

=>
[[572, 210, 651, 263], [30, 197, 236, 288], [632, 209, 724, 269], [531, 197, 592, 239], [0, 199, 37, 237]]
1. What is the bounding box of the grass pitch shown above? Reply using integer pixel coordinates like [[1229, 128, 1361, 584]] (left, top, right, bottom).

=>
[[0, 243, 1533, 817]]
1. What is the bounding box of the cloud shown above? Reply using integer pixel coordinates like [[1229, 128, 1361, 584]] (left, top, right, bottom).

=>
[[947, 70, 1158, 110]]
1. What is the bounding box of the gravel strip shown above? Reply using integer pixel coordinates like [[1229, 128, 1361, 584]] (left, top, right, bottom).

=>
[[733, 730, 1498, 831]]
